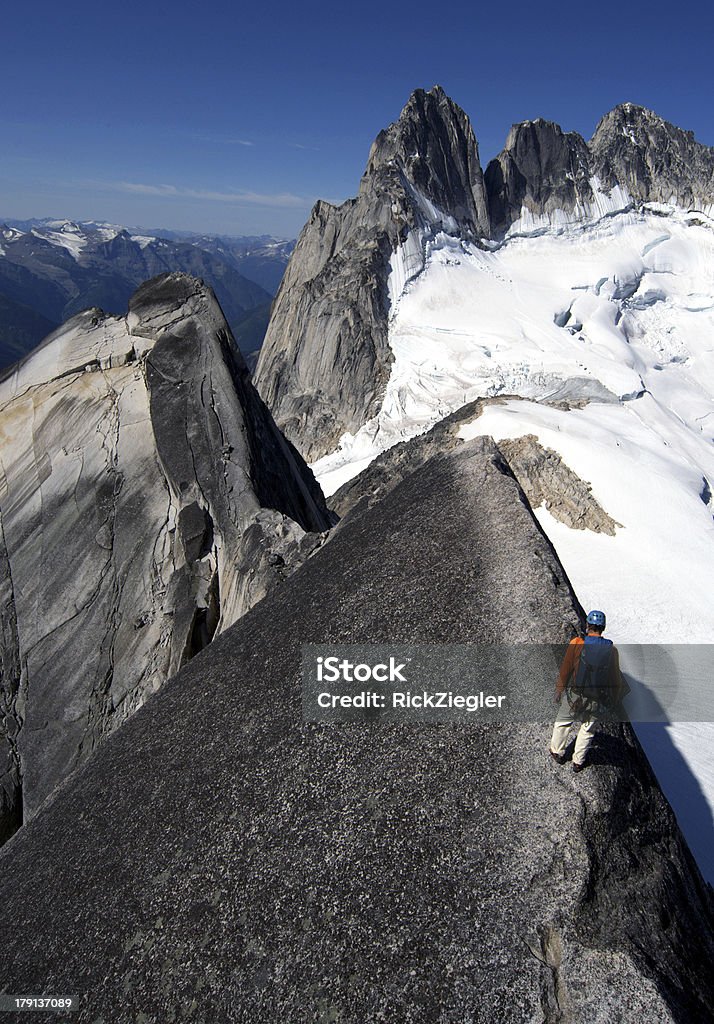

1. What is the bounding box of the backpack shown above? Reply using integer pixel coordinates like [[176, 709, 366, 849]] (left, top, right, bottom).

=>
[[571, 636, 614, 703]]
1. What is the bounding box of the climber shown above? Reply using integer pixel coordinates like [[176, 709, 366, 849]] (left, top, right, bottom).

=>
[[549, 610, 625, 773]]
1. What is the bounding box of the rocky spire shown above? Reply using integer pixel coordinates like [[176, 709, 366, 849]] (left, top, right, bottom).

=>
[[485, 118, 593, 237], [362, 84, 490, 237], [486, 103, 714, 236], [0, 272, 331, 842], [589, 102, 714, 206], [253, 86, 489, 461]]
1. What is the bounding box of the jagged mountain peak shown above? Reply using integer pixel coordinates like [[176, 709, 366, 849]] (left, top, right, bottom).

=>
[[366, 84, 454, 145], [485, 117, 592, 237], [502, 116, 586, 149], [590, 101, 714, 206], [592, 101, 693, 139], [396, 83, 450, 116], [362, 85, 489, 238], [364, 84, 474, 170], [485, 100, 714, 236], [590, 99, 714, 160], [255, 86, 491, 461], [255, 86, 714, 461], [394, 83, 460, 128]]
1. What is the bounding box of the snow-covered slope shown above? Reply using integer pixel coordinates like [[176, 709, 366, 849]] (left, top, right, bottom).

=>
[[315, 204, 714, 490], [312, 203, 714, 881]]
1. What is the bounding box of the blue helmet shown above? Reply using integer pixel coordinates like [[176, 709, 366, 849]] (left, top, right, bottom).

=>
[[586, 609, 606, 628]]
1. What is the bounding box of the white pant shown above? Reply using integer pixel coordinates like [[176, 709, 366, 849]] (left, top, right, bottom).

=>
[[550, 702, 600, 765]]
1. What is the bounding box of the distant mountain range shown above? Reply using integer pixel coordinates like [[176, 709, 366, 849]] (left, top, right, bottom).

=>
[[0, 218, 295, 367]]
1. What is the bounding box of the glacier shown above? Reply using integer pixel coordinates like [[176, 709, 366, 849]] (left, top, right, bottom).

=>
[[312, 203, 714, 881]]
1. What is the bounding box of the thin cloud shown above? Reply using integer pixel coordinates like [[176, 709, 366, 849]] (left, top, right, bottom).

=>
[[191, 134, 255, 146], [165, 128, 256, 146], [290, 142, 320, 151], [114, 181, 312, 209]]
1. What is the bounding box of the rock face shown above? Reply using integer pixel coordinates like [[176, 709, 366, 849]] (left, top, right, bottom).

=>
[[0, 435, 712, 1022], [0, 272, 331, 841], [589, 102, 714, 207], [362, 86, 490, 235], [253, 85, 490, 460], [485, 103, 714, 236], [485, 119, 594, 237], [497, 434, 621, 535]]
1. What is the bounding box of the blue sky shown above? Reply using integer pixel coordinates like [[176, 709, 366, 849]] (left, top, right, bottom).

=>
[[2, 0, 712, 239]]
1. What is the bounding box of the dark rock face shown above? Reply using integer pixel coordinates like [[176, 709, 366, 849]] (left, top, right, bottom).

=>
[[485, 103, 714, 236], [589, 102, 714, 207], [0, 437, 712, 1022], [363, 85, 490, 237], [485, 119, 593, 237], [253, 203, 395, 461], [0, 272, 331, 842], [253, 86, 490, 461]]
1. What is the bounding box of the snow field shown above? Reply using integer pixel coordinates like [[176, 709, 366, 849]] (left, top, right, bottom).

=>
[[311, 204, 714, 880]]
